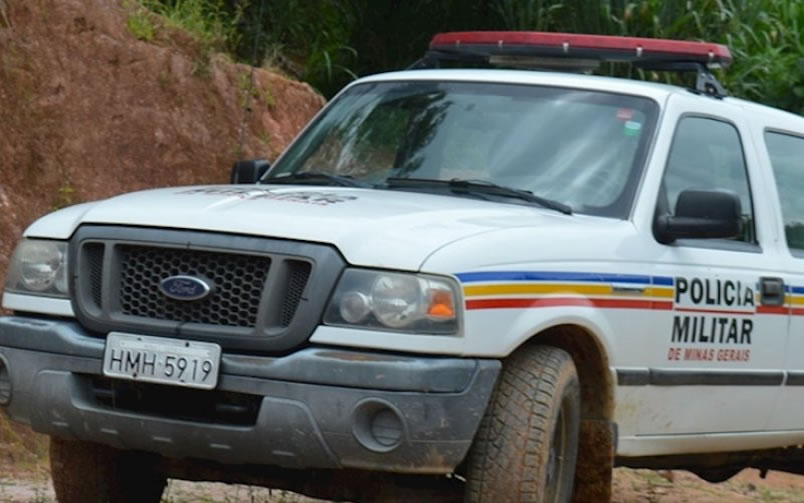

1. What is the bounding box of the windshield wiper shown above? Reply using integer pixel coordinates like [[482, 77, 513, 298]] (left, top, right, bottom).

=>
[[384, 178, 572, 215], [261, 171, 372, 188]]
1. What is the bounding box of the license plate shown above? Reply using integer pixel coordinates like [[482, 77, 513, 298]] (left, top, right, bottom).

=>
[[103, 332, 221, 390]]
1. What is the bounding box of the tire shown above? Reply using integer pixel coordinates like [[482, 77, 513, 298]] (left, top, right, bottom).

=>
[[464, 345, 581, 503], [50, 437, 166, 503]]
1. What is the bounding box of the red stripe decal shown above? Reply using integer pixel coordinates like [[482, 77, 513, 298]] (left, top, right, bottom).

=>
[[466, 297, 796, 315], [674, 306, 755, 316], [758, 306, 790, 315], [465, 297, 661, 310]]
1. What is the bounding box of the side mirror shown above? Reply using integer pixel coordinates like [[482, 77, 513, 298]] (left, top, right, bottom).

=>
[[231, 159, 271, 184], [654, 189, 743, 244]]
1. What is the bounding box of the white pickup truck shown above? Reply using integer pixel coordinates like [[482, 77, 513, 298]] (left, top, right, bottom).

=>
[[3, 31, 804, 503]]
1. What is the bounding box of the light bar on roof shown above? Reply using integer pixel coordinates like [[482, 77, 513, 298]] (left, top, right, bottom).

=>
[[430, 31, 732, 67]]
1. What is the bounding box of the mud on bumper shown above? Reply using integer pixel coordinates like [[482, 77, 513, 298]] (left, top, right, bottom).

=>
[[0, 316, 500, 474]]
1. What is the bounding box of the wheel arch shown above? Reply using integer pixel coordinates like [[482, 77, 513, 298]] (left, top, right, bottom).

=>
[[520, 323, 617, 501], [524, 323, 614, 421]]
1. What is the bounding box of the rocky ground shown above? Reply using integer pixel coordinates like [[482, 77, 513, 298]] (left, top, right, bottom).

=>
[[3, 464, 804, 502]]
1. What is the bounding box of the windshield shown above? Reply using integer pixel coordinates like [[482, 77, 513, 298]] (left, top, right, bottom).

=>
[[267, 80, 659, 218]]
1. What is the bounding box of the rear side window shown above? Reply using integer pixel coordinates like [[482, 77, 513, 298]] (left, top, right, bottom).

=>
[[765, 131, 804, 251], [659, 116, 755, 243]]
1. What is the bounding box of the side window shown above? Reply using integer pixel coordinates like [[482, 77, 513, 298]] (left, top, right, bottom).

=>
[[765, 131, 804, 251], [659, 116, 755, 243]]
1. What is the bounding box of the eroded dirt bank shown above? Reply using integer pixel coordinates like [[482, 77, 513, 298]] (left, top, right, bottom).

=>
[[0, 0, 324, 470], [0, 0, 324, 284]]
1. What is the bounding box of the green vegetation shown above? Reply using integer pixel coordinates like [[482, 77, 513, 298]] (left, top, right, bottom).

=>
[[138, 0, 241, 54], [136, 0, 804, 109], [126, 2, 157, 41], [125, 0, 244, 75]]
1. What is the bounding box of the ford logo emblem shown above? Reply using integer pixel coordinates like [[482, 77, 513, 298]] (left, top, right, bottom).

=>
[[159, 275, 213, 301]]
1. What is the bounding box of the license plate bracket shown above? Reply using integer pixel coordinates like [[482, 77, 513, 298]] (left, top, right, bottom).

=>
[[103, 332, 221, 390]]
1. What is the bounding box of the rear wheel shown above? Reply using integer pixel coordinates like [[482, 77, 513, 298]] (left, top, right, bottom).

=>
[[464, 345, 581, 503], [50, 437, 166, 503]]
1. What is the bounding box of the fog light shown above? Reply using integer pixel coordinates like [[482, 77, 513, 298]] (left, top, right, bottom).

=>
[[0, 356, 10, 406], [370, 409, 403, 448], [352, 399, 405, 453]]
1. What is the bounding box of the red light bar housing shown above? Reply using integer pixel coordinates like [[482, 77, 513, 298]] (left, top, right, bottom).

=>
[[417, 31, 732, 97], [429, 31, 732, 67]]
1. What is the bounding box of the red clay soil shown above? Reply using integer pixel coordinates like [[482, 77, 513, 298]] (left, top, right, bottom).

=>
[[0, 0, 324, 463], [0, 0, 325, 289]]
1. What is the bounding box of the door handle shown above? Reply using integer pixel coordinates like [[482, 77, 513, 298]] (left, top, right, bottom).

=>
[[759, 277, 785, 307]]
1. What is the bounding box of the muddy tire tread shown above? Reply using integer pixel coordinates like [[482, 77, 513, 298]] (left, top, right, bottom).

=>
[[465, 345, 580, 503], [50, 437, 165, 503]]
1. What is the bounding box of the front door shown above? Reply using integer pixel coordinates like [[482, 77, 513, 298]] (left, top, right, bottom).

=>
[[635, 105, 787, 435]]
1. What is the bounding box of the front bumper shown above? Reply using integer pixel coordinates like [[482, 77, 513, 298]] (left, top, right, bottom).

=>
[[0, 316, 500, 473]]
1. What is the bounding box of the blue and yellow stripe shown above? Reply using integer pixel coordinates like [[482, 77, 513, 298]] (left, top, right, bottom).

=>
[[457, 271, 675, 311]]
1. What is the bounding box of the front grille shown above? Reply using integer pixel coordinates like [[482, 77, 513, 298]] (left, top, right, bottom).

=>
[[88, 375, 262, 426], [119, 245, 270, 328], [71, 226, 345, 353]]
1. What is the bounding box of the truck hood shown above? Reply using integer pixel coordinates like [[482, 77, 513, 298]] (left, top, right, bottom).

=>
[[26, 185, 579, 270]]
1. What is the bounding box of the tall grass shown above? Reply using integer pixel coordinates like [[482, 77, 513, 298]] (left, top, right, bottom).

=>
[[493, 0, 562, 30], [548, 0, 804, 113], [135, 0, 804, 112], [134, 0, 243, 54], [721, 0, 803, 113]]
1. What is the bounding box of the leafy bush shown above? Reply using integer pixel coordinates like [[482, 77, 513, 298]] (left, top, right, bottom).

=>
[[721, 0, 804, 114], [556, 0, 803, 113]]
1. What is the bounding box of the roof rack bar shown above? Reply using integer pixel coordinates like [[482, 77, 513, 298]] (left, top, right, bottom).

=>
[[632, 61, 728, 97], [411, 48, 601, 73], [408, 50, 489, 70]]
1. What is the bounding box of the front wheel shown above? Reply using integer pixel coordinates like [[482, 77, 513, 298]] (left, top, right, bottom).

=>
[[50, 437, 166, 503], [464, 345, 581, 503]]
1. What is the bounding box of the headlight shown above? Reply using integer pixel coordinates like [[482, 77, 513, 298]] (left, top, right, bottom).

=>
[[5, 239, 69, 297], [324, 269, 460, 335]]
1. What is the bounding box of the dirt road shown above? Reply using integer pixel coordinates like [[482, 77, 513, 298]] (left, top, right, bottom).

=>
[[3, 468, 804, 502]]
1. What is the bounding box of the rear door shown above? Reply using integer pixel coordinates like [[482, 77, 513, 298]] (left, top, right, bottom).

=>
[[760, 126, 804, 431]]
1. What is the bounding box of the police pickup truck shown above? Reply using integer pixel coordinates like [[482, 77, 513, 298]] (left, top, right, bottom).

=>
[[3, 31, 804, 503]]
